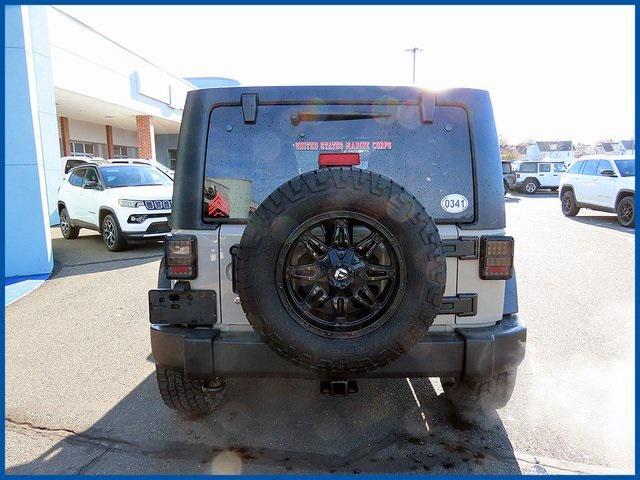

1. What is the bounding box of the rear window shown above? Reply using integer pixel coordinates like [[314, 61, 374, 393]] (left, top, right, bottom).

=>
[[615, 159, 635, 177], [203, 103, 475, 223], [502, 163, 512, 174], [65, 159, 86, 173]]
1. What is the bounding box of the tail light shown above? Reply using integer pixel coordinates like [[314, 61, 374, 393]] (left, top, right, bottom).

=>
[[479, 236, 514, 280], [165, 235, 197, 279]]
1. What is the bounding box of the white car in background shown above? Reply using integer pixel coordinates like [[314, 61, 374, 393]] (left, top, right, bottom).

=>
[[513, 160, 567, 194], [61, 155, 106, 173], [109, 158, 174, 179], [559, 155, 635, 227], [57, 162, 173, 251]]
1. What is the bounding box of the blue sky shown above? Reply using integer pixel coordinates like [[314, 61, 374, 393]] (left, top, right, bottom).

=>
[[57, 5, 634, 144]]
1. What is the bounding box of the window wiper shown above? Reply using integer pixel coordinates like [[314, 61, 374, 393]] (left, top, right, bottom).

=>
[[290, 112, 391, 126]]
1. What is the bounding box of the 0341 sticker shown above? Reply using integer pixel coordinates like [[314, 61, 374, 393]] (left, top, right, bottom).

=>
[[441, 194, 469, 213]]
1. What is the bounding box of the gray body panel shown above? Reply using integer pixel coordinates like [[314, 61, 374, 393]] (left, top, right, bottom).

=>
[[174, 224, 513, 331]]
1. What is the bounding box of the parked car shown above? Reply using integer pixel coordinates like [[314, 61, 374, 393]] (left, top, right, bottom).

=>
[[514, 160, 567, 193], [148, 86, 525, 417], [502, 161, 516, 193], [559, 155, 635, 227], [61, 155, 106, 174], [108, 158, 174, 179], [57, 163, 173, 251]]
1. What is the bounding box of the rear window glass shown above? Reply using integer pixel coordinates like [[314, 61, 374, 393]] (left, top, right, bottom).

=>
[[614, 159, 635, 177], [502, 163, 512, 174], [203, 103, 475, 223], [553, 163, 566, 172], [65, 159, 86, 173]]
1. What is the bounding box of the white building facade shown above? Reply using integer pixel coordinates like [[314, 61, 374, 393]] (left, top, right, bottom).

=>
[[4, 5, 236, 279]]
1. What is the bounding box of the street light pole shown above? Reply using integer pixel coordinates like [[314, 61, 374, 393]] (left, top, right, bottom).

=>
[[404, 47, 423, 85]]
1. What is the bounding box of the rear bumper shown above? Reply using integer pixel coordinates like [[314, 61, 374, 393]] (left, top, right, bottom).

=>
[[150, 315, 526, 380]]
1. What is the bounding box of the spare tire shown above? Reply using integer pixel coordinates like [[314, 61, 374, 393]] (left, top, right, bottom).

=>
[[236, 168, 446, 376]]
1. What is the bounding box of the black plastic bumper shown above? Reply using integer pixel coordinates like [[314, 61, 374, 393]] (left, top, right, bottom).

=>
[[150, 315, 526, 380]]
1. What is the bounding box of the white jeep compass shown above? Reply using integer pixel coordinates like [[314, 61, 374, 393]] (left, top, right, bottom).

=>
[[57, 163, 173, 251], [559, 155, 635, 227]]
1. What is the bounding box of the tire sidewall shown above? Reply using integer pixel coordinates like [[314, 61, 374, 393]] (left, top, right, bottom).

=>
[[617, 197, 635, 227], [524, 180, 538, 194], [60, 208, 71, 238], [102, 214, 125, 251], [561, 190, 576, 216], [237, 169, 446, 370]]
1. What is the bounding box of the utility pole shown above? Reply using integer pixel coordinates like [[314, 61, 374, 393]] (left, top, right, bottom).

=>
[[404, 47, 423, 85]]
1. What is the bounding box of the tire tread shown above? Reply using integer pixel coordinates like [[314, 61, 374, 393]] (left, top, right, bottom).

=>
[[236, 167, 446, 376], [155, 366, 221, 415]]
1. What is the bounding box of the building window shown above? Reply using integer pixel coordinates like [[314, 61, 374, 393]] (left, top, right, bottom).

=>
[[168, 149, 177, 170], [70, 141, 107, 158], [113, 146, 139, 159], [71, 141, 95, 157]]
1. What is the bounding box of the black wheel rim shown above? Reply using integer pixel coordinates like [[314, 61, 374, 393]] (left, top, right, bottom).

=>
[[276, 211, 406, 338], [103, 219, 116, 248], [620, 200, 633, 225], [60, 212, 69, 235], [562, 193, 573, 213]]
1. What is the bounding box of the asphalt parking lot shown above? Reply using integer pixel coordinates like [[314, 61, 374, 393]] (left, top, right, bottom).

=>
[[5, 192, 634, 474]]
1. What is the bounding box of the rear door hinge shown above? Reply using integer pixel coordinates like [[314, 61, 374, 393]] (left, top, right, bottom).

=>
[[442, 237, 478, 260], [241, 93, 258, 124], [230, 244, 240, 293], [439, 294, 477, 317]]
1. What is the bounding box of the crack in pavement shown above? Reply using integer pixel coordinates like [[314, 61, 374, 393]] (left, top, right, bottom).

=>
[[77, 446, 110, 474], [6, 417, 622, 474], [2, 417, 538, 473], [6, 418, 406, 469]]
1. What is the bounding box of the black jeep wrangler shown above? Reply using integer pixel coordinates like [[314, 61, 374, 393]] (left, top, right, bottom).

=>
[[149, 86, 525, 415]]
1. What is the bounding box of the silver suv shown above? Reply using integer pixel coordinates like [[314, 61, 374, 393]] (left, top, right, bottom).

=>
[[148, 86, 525, 417]]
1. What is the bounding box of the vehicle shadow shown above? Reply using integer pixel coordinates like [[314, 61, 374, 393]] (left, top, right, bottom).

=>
[[6, 375, 521, 474], [51, 231, 163, 279], [568, 214, 635, 235]]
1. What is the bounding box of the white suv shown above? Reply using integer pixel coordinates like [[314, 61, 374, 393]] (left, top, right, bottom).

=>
[[514, 160, 567, 194], [559, 155, 635, 227], [57, 163, 173, 251], [109, 158, 174, 179]]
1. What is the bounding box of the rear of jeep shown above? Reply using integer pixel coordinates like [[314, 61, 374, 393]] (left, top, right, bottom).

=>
[[149, 86, 525, 416]]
